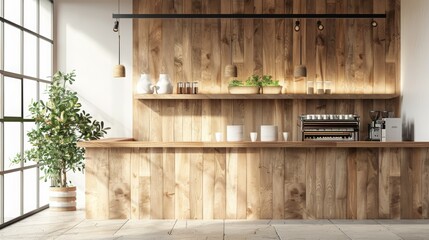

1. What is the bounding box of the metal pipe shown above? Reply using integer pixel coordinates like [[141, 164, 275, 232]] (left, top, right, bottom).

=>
[[112, 13, 387, 19]]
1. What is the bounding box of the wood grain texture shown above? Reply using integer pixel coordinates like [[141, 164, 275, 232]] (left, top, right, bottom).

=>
[[335, 149, 348, 219], [108, 149, 131, 219], [379, 148, 391, 218], [138, 148, 151, 219], [246, 148, 261, 219], [189, 148, 203, 219], [86, 0, 406, 220], [163, 149, 175, 219], [85, 148, 109, 219], [132, 0, 400, 142], [130, 148, 140, 219], [214, 148, 226, 219], [202, 149, 215, 219], [85, 145, 429, 220]]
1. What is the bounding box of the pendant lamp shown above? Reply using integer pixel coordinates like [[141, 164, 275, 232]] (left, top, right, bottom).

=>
[[113, 0, 125, 78], [224, 19, 237, 78], [294, 20, 307, 80]]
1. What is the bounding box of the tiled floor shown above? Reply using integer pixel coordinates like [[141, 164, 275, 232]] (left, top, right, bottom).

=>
[[1, 210, 429, 239]]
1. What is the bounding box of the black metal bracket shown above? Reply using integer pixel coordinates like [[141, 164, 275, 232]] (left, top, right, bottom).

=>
[[112, 13, 386, 19]]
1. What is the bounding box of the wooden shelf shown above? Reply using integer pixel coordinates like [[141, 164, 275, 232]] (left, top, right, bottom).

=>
[[134, 93, 400, 100], [78, 140, 428, 148]]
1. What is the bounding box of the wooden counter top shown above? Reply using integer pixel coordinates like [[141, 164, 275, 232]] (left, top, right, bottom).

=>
[[78, 139, 429, 148]]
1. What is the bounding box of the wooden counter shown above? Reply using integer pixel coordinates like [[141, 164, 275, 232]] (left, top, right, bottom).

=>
[[81, 139, 429, 220], [78, 139, 429, 148]]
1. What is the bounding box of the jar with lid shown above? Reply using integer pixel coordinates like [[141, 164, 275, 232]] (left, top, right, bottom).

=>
[[192, 82, 198, 94]]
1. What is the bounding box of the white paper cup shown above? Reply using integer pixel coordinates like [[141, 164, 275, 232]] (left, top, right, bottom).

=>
[[215, 132, 223, 142], [250, 132, 258, 142], [283, 132, 289, 141]]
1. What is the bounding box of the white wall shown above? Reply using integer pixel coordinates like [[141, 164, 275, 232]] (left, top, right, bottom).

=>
[[401, 0, 429, 141], [55, 0, 133, 208]]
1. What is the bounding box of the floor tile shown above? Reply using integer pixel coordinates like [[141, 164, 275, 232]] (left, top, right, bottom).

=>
[[2, 210, 429, 240]]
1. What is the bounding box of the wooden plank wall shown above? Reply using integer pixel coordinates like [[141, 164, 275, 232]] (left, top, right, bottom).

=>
[[124, 0, 404, 220], [133, 0, 400, 94], [85, 147, 429, 220], [133, 0, 401, 142]]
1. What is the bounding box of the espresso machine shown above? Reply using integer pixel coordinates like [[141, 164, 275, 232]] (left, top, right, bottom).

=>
[[368, 111, 384, 141]]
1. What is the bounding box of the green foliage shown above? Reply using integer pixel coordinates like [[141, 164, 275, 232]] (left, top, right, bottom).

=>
[[244, 75, 261, 87], [12, 71, 110, 187], [229, 75, 280, 87], [260, 75, 280, 87], [228, 79, 244, 87]]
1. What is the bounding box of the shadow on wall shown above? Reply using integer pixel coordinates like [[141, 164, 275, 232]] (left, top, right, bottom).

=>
[[402, 113, 415, 141]]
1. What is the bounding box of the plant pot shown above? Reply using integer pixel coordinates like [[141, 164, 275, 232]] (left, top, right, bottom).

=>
[[262, 86, 282, 94], [49, 186, 76, 211], [228, 86, 260, 94]]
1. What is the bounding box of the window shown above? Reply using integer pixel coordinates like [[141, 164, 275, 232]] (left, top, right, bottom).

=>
[[0, 0, 53, 228]]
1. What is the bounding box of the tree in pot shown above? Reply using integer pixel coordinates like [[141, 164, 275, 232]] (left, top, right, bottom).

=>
[[13, 71, 110, 211]]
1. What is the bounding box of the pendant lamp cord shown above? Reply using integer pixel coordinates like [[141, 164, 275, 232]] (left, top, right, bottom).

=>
[[230, 18, 233, 65], [118, 32, 121, 65], [117, 0, 121, 65], [299, 32, 302, 65]]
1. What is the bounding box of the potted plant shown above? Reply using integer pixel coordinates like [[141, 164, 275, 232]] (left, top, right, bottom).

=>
[[228, 75, 260, 94], [260, 75, 283, 94], [13, 71, 110, 211]]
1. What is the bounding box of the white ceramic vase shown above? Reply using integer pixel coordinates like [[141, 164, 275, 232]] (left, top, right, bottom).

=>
[[260, 125, 278, 142], [136, 74, 153, 94], [226, 125, 244, 142], [155, 74, 173, 94]]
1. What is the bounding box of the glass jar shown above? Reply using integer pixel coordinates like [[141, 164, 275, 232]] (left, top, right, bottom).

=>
[[185, 82, 191, 94], [324, 81, 332, 94], [177, 82, 184, 94], [306, 80, 314, 94], [192, 82, 198, 94], [316, 81, 324, 94]]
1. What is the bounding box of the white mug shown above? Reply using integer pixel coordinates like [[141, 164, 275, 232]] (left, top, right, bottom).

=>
[[283, 132, 289, 141], [215, 132, 223, 142], [250, 132, 258, 142]]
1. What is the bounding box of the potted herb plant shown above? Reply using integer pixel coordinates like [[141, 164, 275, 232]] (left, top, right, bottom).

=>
[[13, 71, 110, 211], [260, 75, 283, 94], [228, 75, 261, 94]]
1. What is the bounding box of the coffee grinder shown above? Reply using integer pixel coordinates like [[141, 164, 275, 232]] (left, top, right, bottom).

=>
[[368, 110, 384, 141]]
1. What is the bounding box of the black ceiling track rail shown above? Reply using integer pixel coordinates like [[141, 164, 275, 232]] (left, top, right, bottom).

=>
[[113, 13, 386, 19]]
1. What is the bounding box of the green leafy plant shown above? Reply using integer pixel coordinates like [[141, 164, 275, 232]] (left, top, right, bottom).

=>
[[244, 75, 261, 87], [260, 75, 280, 87], [12, 71, 110, 187], [228, 79, 244, 87]]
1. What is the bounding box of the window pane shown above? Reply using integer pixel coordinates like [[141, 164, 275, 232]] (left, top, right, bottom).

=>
[[4, 24, 22, 73], [24, 168, 38, 213], [24, 33, 38, 78], [39, 170, 50, 206], [4, 172, 22, 222], [0, 122, 3, 170], [4, 122, 21, 171], [4, 77, 22, 117], [0, 23, 3, 69], [40, 0, 52, 39], [24, 0, 38, 32], [4, 0, 21, 25], [23, 80, 37, 118], [39, 82, 49, 103], [40, 40, 52, 81], [24, 122, 36, 166]]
